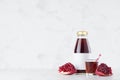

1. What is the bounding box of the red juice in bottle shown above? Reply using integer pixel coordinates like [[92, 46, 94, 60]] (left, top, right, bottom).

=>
[[73, 31, 91, 73]]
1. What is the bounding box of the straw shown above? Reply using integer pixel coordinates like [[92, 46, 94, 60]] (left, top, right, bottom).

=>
[[95, 54, 101, 62]]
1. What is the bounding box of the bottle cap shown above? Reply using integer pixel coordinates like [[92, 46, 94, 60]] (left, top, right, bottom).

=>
[[77, 31, 88, 36]]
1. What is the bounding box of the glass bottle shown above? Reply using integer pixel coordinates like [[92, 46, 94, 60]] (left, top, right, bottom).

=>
[[73, 31, 91, 73]]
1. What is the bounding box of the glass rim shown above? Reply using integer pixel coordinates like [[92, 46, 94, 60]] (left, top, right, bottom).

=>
[[85, 59, 97, 62]]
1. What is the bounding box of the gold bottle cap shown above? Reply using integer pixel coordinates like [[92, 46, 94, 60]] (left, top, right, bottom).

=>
[[77, 31, 88, 36]]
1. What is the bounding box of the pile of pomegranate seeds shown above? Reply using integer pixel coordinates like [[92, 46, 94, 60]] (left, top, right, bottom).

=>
[[95, 63, 112, 76], [58, 62, 77, 75]]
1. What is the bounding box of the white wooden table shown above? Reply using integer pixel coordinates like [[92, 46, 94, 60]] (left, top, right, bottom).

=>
[[0, 69, 119, 80]]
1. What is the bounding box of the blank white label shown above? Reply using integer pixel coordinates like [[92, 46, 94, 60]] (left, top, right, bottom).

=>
[[72, 53, 90, 70]]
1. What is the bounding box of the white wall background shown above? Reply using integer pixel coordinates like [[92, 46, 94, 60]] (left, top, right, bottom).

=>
[[0, 0, 120, 71]]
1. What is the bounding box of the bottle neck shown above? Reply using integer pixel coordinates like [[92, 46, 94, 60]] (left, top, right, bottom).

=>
[[78, 36, 88, 39]]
